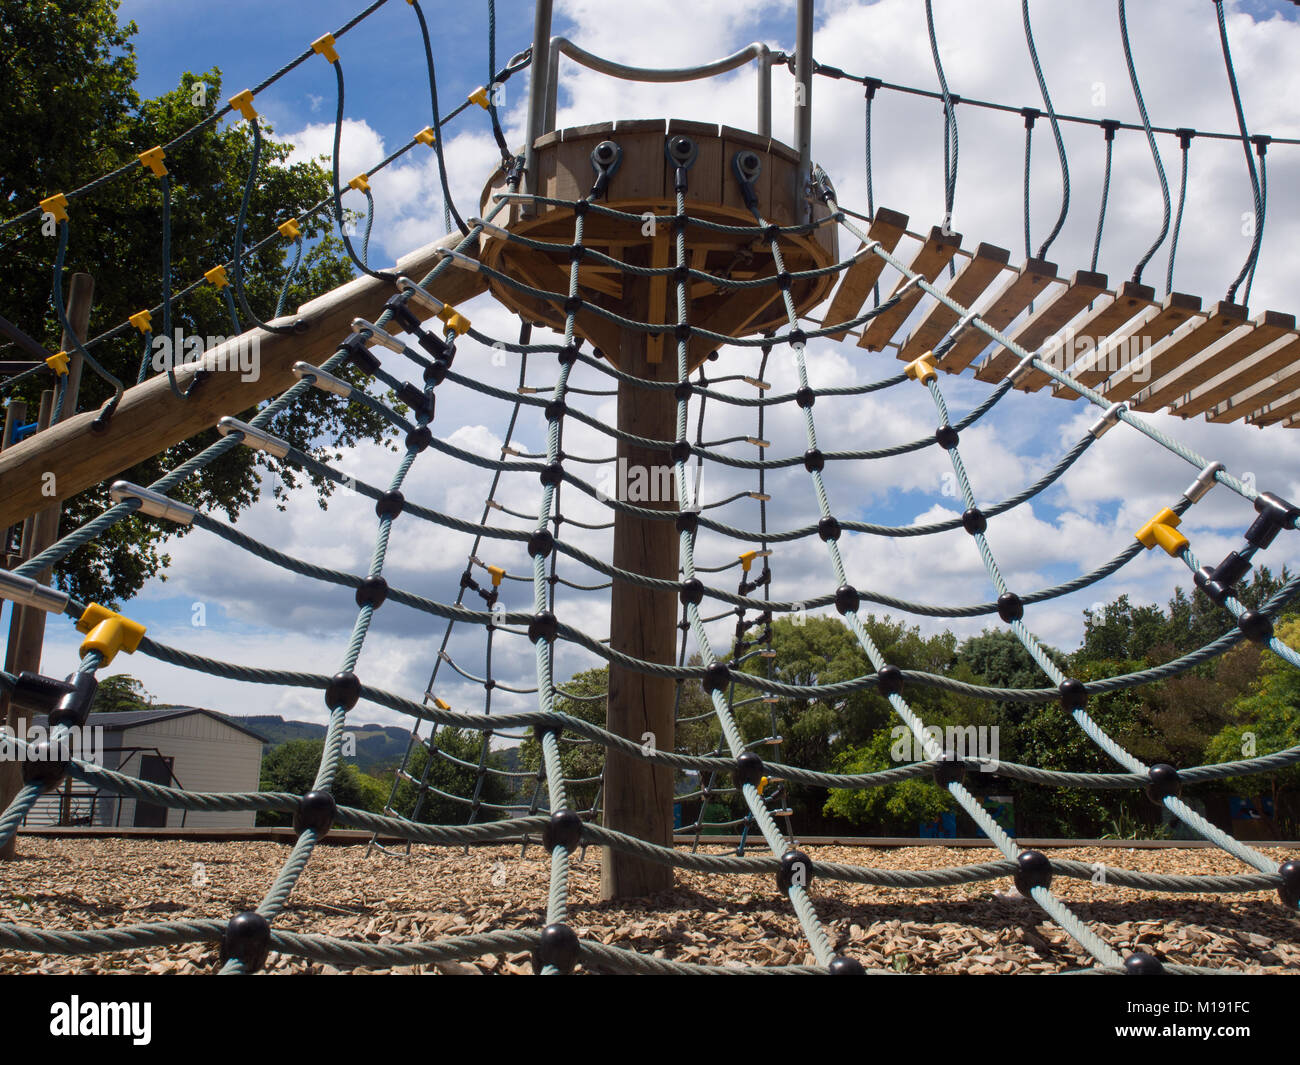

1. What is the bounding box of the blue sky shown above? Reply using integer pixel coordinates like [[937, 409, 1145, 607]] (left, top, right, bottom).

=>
[[19, 0, 1300, 726]]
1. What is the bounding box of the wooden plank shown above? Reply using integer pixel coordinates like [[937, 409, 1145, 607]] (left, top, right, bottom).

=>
[[1169, 311, 1298, 417], [0, 230, 488, 531], [899, 242, 1009, 362], [666, 118, 722, 209], [1209, 341, 1300, 422], [610, 118, 667, 202], [1249, 384, 1300, 427], [1126, 302, 1250, 410], [857, 226, 963, 351], [942, 258, 1057, 372], [820, 207, 909, 341], [1052, 291, 1201, 397], [976, 269, 1108, 385], [1011, 280, 1155, 392]]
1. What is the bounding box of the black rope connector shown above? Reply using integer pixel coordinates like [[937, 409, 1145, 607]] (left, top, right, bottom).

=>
[[1014, 850, 1052, 894], [675, 510, 699, 535], [563, 295, 583, 315], [527, 529, 554, 558], [572, 198, 590, 216], [996, 592, 1024, 623], [803, 447, 825, 472], [544, 399, 566, 422], [675, 380, 693, 401], [934, 753, 965, 786], [787, 328, 807, 348], [962, 508, 987, 535], [21, 744, 68, 793], [424, 359, 449, 386], [935, 424, 960, 450], [1059, 677, 1087, 710], [567, 243, 585, 262], [384, 294, 422, 335], [795, 387, 816, 409], [777, 849, 814, 892], [542, 809, 583, 852], [396, 381, 434, 421], [876, 664, 904, 696], [776, 270, 793, 290], [1276, 859, 1300, 909], [528, 610, 559, 644], [1123, 952, 1165, 975], [1237, 609, 1273, 643], [1145, 763, 1181, 803], [534, 922, 580, 974], [294, 789, 336, 837], [540, 461, 564, 487], [1246, 491, 1300, 549], [702, 661, 731, 694], [733, 751, 764, 790], [834, 583, 860, 615], [219, 911, 272, 973], [341, 333, 381, 376], [355, 575, 389, 609], [49, 672, 99, 730], [418, 331, 449, 362], [679, 578, 705, 606], [671, 439, 691, 464], [557, 343, 579, 366], [818, 516, 841, 542], [406, 425, 433, 453], [674, 323, 692, 342], [1100, 118, 1120, 141], [375, 490, 405, 519], [828, 955, 865, 975], [326, 671, 361, 712]]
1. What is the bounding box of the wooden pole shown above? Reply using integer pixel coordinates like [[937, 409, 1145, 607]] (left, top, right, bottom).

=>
[[601, 313, 678, 899], [0, 233, 487, 531]]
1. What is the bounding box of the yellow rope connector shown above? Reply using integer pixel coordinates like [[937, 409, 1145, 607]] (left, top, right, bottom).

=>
[[487, 564, 506, 587], [739, 549, 759, 573], [414, 127, 436, 146], [228, 89, 257, 121], [348, 173, 370, 193], [757, 775, 768, 796], [468, 86, 491, 110], [128, 309, 153, 334], [433, 696, 451, 711], [905, 352, 938, 385], [204, 265, 229, 289], [277, 218, 302, 240], [45, 351, 69, 376], [138, 146, 167, 178], [40, 193, 68, 223], [76, 603, 147, 667], [1135, 507, 1188, 557], [311, 33, 339, 63], [437, 305, 470, 336]]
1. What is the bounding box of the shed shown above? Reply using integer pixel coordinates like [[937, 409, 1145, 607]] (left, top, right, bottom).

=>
[[23, 707, 266, 829]]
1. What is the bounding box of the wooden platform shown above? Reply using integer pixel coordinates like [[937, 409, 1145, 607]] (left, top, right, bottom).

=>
[[811, 207, 1300, 428]]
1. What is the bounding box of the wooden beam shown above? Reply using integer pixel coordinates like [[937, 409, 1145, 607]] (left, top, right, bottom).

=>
[[1168, 311, 1298, 418], [0, 232, 487, 532], [821, 207, 908, 341], [1126, 302, 1250, 411], [858, 226, 962, 351], [941, 258, 1057, 372], [1214, 356, 1300, 423], [1052, 291, 1201, 397], [899, 242, 1009, 363], [975, 269, 1108, 385]]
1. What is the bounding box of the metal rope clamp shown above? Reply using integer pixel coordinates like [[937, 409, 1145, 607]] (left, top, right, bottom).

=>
[[732, 149, 763, 210], [665, 135, 698, 193], [588, 140, 622, 199]]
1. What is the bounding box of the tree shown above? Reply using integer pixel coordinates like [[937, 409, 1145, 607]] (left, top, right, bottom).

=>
[[390, 726, 517, 825], [519, 668, 608, 815], [2, 0, 390, 605], [89, 673, 153, 714], [256, 738, 386, 827]]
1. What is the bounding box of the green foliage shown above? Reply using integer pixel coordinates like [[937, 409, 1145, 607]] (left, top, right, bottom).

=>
[[2, 0, 391, 605], [389, 726, 517, 825], [519, 668, 607, 813], [89, 673, 153, 714], [256, 739, 386, 827]]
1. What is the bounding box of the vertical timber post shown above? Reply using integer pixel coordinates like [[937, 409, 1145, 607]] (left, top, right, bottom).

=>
[[601, 312, 678, 899], [0, 273, 93, 854]]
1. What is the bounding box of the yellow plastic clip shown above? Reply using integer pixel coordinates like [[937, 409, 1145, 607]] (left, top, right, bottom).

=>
[[414, 127, 436, 146], [138, 146, 167, 178], [433, 696, 451, 711], [128, 309, 153, 334], [739, 549, 759, 573], [311, 33, 339, 63], [75, 603, 147, 667], [45, 351, 69, 376], [468, 86, 491, 110], [204, 265, 230, 289], [40, 193, 68, 223], [277, 218, 302, 240], [487, 564, 506, 587], [348, 173, 370, 193], [437, 305, 470, 336], [757, 775, 768, 796], [1135, 507, 1189, 557], [905, 352, 938, 385], [228, 89, 257, 121]]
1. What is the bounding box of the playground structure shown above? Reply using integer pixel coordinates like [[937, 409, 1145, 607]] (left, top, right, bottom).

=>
[[1, 0, 1300, 973]]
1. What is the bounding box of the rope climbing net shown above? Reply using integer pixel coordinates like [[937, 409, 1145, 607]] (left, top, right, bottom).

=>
[[3, 0, 1300, 977]]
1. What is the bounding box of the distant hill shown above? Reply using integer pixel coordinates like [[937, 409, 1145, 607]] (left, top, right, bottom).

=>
[[237, 716, 411, 775]]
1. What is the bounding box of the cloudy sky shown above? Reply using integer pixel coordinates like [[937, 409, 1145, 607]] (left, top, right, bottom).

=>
[[27, 0, 1300, 733]]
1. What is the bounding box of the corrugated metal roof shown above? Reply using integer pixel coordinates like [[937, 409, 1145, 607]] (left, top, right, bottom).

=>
[[28, 707, 268, 743]]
